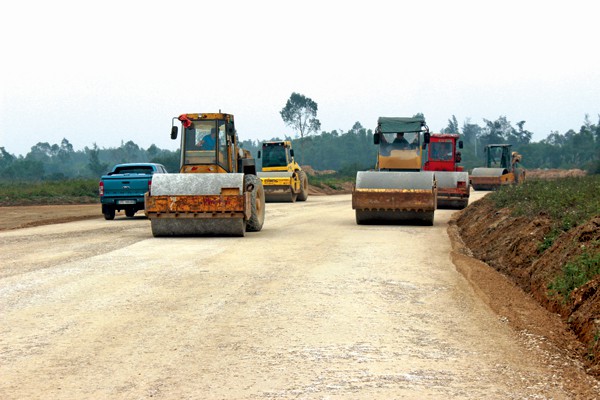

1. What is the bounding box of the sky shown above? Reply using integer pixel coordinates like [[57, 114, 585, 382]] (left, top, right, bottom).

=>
[[1, 0, 599, 157]]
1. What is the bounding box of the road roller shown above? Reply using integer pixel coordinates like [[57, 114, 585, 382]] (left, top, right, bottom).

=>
[[423, 133, 470, 209], [352, 116, 437, 225], [470, 144, 525, 190], [144, 112, 265, 237], [257, 140, 308, 202]]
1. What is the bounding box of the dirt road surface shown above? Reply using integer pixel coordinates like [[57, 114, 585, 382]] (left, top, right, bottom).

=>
[[1, 193, 598, 399]]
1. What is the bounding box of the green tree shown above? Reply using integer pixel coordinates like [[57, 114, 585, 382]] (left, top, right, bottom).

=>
[[481, 116, 512, 145], [280, 92, 321, 163], [280, 92, 321, 141], [511, 121, 533, 144], [443, 115, 459, 134], [0, 147, 15, 167], [87, 143, 109, 176]]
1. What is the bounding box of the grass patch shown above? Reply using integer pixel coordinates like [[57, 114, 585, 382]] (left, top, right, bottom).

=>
[[0, 179, 99, 206], [309, 173, 354, 190], [538, 228, 562, 252], [490, 175, 600, 231], [548, 248, 600, 303]]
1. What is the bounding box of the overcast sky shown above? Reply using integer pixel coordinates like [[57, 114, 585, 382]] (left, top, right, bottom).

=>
[[1, 0, 599, 156]]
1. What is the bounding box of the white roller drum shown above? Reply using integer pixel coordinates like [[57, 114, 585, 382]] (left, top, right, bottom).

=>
[[151, 173, 244, 195], [356, 171, 435, 190]]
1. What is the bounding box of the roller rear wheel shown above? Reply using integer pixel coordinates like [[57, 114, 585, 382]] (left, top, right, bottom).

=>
[[297, 171, 308, 202]]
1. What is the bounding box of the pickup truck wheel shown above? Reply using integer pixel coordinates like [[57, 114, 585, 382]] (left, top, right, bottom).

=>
[[244, 174, 265, 232], [103, 208, 115, 220], [125, 208, 136, 218]]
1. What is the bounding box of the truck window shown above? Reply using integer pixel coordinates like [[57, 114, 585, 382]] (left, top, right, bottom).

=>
[[262, 145, 287, 167], [113, 166, 154, 174]]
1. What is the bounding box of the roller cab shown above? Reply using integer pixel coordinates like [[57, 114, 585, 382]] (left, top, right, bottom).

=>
[[352, 116, 437, 225], [145, 113, 265, 237]]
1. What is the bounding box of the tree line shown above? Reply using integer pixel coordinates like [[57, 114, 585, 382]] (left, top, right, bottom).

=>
[[1, 114, 598, 182]]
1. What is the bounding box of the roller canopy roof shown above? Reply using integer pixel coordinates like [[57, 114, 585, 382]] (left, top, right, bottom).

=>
[[377, 117, 426, 133]]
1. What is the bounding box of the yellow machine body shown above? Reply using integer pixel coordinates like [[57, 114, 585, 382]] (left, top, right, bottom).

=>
[[145, 112, 265, 236], [257, 140, 309, 202], [352, 116, 437, 225]]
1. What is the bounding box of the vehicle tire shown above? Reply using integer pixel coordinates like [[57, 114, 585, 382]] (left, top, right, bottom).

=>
[[296, 171, 308, 202], [103, 207, 115, 220], [125, 208, 136, 218], [244, 174, 265, 232]]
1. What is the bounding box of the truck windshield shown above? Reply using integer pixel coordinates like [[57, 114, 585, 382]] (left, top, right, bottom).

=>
[[182, 120, 227, 167], [488, 147, 508, 168], [429, 142, 453, 161], [380, 132, 419, 150], [262, 145, 287, 167]]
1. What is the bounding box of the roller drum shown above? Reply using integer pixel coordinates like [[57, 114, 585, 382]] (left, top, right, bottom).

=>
[[151, 173, 244, 195], [435, 171, 470, 209], [470, 168, 506, 190], [353, 171, 436, 225], [147, 173, 247, 237], [151, 218, 246, 237], [258, 171, 297, 202], [355, 171, 435, 190]]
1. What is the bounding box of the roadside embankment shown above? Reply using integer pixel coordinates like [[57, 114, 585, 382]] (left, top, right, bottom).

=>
[[451, 181, 600, 375]]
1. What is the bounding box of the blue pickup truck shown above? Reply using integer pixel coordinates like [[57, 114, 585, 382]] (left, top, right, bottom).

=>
[[99, 163, 168, 220]]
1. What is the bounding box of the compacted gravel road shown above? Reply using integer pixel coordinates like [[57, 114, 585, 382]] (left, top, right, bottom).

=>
[[1, 193, 598, 399]]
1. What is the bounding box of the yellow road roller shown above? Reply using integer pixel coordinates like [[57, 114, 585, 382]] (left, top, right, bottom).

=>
[[470, 144, 525, 190], [352, 116, 437, 225], [145, 112, 265, 237], [257, 140, 308, 202]]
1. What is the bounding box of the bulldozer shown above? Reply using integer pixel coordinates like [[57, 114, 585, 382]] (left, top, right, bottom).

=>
[[470, 144, 525, 190], [144, 112, 265, 237], [352, 116, 437, 225], [423, 134, 470, 209], [257, 140, 309, 202]]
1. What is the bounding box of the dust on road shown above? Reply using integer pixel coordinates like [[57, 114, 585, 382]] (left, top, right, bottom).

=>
[[1, 194, 598, 399]]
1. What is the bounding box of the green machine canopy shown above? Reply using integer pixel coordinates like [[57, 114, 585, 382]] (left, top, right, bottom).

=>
[[377, 117, 426, 133]]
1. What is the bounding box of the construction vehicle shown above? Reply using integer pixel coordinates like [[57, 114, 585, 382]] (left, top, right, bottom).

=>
[[144, 112, 265, 237], [423, 134, 470, 209], [352, 116, 436, 225], [257, 140, 308, 202], [470, 144, 525, 190]]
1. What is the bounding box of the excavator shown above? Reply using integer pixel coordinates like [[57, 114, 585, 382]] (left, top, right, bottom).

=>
[[423, 134, 470, 209], [257, 140, 309, 202], [144, 112, 265, 237], [470, 144, 525, 190], [352, 116, 437, 225]]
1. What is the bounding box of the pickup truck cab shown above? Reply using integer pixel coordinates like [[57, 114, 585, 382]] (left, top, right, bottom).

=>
[[99, 163, 168, 220]]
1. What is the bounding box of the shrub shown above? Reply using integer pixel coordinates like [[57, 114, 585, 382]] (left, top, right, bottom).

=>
[[548, 248, 600, 303]]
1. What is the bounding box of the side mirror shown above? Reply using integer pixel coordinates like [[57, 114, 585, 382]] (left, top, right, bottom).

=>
[[374, 133, 380, 145], [290, 149, 295, 157], [424, 131, 431, 144], [458, 140, 463, 149], [257, 150, 261, 159], [171, 126, 178, 140]]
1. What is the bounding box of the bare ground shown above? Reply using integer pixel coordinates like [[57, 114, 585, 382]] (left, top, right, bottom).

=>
[[1, 194, 600, 398]]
